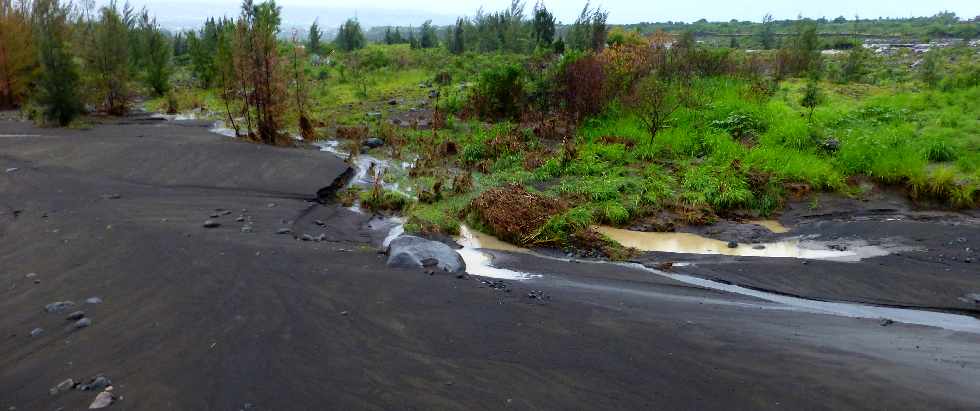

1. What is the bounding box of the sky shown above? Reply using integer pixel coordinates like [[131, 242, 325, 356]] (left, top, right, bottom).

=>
[[114, 0, 978, 29]]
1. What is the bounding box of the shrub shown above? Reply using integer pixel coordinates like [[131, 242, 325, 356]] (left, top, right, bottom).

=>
[[469, 63, 527, 120], [468, 184, 565, 245]]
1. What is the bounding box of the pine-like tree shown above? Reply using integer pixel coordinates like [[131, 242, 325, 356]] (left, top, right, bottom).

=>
[[334, 18, 365, 52], [307, 19, 322, 55], [531, 1, 555, 48], [33, 0, 83, 125]]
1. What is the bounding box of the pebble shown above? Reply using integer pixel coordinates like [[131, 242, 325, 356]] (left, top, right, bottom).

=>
[[727, 241, 738, 249], [66, 311, 86, 321], [50, 378, 74, 395], [202, 220, 220, 228], [301, 234, 314, 241], [30, 327, 44, 337], [45, 301, 75, 313], [276, 228, 292, 235], [85, 297, 103, 304], [314, 220, 325, 226], [236, 216, 245, 222], [72, 318, 92, 330], [88, 391, 113, 409]]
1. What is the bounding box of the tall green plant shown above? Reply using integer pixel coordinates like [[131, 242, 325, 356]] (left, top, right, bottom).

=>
[[335, 18, 365, 52], [33, 0, 82, 125]]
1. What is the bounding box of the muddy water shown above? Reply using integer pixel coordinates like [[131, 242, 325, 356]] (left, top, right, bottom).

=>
[[597, 226, 888, 262], [453, 225, 539, 280], [750, 219, 789, 233]]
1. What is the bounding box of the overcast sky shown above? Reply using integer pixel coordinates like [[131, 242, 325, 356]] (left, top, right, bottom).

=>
[[115, 0, 978, 29]]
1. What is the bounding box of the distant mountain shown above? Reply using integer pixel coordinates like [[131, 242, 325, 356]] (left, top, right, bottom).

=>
[[147, 1, 456, 32]]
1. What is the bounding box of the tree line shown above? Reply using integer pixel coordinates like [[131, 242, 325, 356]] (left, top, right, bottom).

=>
[[0, 0, 172, 124]]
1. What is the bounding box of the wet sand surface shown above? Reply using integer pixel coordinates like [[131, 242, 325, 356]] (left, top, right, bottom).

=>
[[2, 118, 980, 410]]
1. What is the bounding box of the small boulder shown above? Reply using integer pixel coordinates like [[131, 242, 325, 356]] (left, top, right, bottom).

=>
[[66, 311, 86, 321], [45, 301, 75, 313], [50, 378, 74, 396], [727, 241, 739, 249], [363, 138, 384, 149], [386, 236, 466, 273], [89, 391, 114, 409], [202, 220, 220, 228]]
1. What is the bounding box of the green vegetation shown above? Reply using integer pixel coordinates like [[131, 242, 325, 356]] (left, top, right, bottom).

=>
[[5, 0, 979, 254]]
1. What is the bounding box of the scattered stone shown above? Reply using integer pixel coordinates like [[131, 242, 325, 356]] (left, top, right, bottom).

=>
[[72, 318, 92, 330], [301, 234, 315, 242], [220, 210, 232, 216], [5, 167, 18, 173], [30, 328, 44, 337], [50, 378, 75, 395], [386, 236, 466, 273], [66, 311, 86, 321], [340, 311, 349, 316], [25, 272, 37, 279], [363, 138, 384, 149], [202, 220, 220, 228], [316, 234, 326, 242], [752, 245, 766, 250], [236, 216, 245, 222], [45, 301, 75, 313], [77, 375, 111, 391], [481, 279, 508, 290], [822, 138, 840, 152], [100, 194, 121, 200], [88, 391, 114, 409], [965, 257, 973, 264], [828, 244, 848, 251], [241, 225, 254, 233], [879, 318, 895, 327], [727, 241, 739, 249], [276, 228, 292, 235], [209, 213, 220, 218], [314, 220, 325, 226], [85, 297, 103, 304]]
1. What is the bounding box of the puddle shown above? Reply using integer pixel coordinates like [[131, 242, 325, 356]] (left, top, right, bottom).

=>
[[628, 263, 980, 335], [457, 225, 529, 253], [209, 121, 238, 138], [597, 226, 889, 262], [750, 219, 789, 233], [456, 248, 542, 281]]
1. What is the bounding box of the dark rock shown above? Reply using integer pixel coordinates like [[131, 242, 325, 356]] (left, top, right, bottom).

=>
[[314, 220, 325, 226], [30, 327, 44, 337], [752, 245, 766, 250], [823, 138, 840, 152], [202, 220, 220, 228], [363, 138, 384, 148], [45, 301, 75, 313], [386, 235, 466, 273], [77, 375, 111, 391], [727, 241, 739, 249], [235, 216, 245, 222], [387, 99, 398, 105], [66, 311, 86, 321], [879, 318, 894, 327]]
